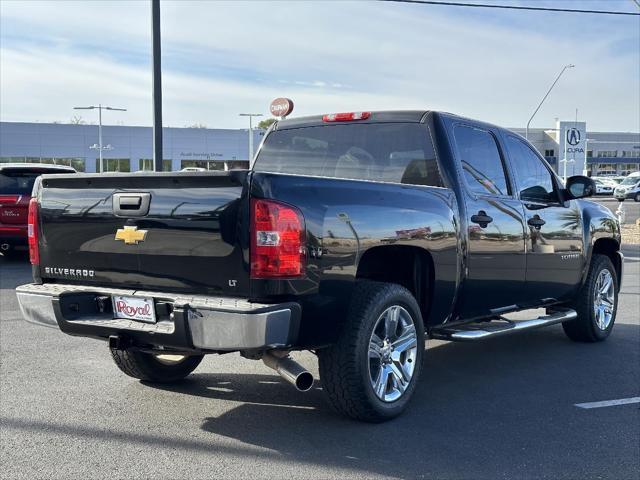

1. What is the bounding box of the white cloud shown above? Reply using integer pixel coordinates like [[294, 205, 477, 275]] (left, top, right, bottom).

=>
[[0, 1, 638, 131]]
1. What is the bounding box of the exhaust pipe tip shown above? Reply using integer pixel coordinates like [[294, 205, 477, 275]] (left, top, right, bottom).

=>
[[293, 370, 314, 392], [0, 244, 9, 251], [262, 352, 314, 392]]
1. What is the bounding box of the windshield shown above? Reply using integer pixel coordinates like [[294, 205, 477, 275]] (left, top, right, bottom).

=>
[[254, 123, 443, 187], [620, 176, 640, 186]]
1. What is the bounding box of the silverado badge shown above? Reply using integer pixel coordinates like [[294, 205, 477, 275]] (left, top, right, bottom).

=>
[[115, 226, 148, 245]]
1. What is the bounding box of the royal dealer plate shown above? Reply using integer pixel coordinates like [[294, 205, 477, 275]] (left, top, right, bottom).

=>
[[112, 295, 157, 323]]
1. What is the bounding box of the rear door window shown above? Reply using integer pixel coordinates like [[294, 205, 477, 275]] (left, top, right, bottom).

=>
[[254, 123, 444, 187], [453, 125, 510, 196]]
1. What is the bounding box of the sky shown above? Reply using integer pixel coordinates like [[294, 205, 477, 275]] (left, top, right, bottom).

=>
[[0, 0, 638, 131]]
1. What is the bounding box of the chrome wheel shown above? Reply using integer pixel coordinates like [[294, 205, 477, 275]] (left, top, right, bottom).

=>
[[368, 305, 418, 403], [593, 269, 615, 330]]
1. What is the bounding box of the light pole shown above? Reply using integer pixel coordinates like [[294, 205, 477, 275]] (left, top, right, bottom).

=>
[[239, 113, 263, 165], [525, 64, 574, 140], [74, 105, 126, 173], [584, 138, 593, 176]]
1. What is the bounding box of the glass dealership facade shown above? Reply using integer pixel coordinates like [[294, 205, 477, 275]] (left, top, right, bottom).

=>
[[0, 122, 263, 172], [0, 121, 638, 176]]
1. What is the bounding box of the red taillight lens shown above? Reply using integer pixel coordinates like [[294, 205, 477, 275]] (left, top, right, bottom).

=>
[[322, 112, 371, 122], [0, 195, 19, 205], [27, 198, 39, 265], [250, 199, 305, 278]]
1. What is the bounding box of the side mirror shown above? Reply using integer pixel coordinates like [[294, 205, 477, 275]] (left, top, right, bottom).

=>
[[565, 175, 595, 199]]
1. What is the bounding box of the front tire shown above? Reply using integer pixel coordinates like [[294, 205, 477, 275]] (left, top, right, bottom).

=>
[[110, 348, 204, 383], [634, 192, 640, 202], [318, 281, 425, 422], [562, 254, 618, 342]]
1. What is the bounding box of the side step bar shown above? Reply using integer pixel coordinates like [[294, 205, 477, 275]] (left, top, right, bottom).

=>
[[431, 308, 577, 341]]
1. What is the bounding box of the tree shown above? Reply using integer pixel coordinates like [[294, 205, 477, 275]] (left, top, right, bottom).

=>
[[69, 115, 86, 125], [257, 118, 276, 129]]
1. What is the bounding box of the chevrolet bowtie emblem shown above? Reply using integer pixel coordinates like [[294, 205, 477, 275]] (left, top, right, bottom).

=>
[[115, 226, 148, 245]]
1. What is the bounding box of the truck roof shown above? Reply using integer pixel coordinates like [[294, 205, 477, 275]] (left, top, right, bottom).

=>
[[275, 110, 431, 129], [273, 110, 506, 134]]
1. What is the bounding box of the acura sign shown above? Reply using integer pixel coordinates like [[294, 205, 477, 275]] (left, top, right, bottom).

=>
[[559, 121, 587, 177]]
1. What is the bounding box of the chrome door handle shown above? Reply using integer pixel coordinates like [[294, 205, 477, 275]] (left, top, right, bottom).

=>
[[470, 211, 493, 228]]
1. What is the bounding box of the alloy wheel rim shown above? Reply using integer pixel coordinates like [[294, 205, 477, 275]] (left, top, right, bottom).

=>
[[593, 269, 615, 331], [368, 305, 418, 403]]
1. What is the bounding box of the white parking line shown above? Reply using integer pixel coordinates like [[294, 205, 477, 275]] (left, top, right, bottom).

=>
[[575, 397, 640, 409]]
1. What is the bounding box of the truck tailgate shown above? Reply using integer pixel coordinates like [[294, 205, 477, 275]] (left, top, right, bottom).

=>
[[37, 171, 250, 296]]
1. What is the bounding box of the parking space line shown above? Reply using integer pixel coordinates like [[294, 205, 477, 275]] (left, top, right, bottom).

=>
[[575, 397, 640, 409]]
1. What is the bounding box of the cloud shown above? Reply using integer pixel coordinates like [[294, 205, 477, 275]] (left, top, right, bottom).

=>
[[1, 1, 638, 131]]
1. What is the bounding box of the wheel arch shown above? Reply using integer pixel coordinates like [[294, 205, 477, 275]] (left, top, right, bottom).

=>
[[355, 245, 434, 325], [590, 237, 622, 288]]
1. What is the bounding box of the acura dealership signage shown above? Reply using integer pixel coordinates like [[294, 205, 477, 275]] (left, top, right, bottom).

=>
[[558, 121, 587, 176]]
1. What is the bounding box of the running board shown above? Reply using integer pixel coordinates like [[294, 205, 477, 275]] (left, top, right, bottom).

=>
[[431, 308, 577, 341]]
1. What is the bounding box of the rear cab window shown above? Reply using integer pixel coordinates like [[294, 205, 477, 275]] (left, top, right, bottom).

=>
[[254, 123, 444, 187]]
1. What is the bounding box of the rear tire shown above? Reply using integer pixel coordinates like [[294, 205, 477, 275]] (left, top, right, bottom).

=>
[[562, 254, 618, 342], [318, 281, 425, 422], [110, 348, 204, 383]]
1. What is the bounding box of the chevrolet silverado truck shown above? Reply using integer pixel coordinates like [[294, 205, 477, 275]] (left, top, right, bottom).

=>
[[16, 111, 623, 422]]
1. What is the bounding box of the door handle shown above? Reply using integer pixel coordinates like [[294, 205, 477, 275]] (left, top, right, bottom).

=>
[[113, 193, 151, 217], [527, 215, 546, 229], [470, 210, 493, 228]]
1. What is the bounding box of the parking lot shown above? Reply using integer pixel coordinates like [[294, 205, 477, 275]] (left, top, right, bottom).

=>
[[0, 240, 638, 479], [594, 196, 640, 224]]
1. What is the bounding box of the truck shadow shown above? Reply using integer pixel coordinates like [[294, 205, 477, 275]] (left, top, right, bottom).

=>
[[152, 323, 639, 478]]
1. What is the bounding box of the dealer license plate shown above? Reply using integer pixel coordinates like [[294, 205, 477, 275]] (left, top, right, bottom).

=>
[[112, 295, 156, 323]]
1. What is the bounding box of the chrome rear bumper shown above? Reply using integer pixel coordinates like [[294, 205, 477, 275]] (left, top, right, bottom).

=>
[[16, 283, 300, 352]]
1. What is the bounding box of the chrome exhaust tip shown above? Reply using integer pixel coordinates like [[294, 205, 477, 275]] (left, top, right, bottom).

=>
[[0, 244, 10, 251], [262, 352, 314, 392]]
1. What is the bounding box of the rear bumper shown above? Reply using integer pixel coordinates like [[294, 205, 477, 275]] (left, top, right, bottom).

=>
[[16, 283, 300, 352]]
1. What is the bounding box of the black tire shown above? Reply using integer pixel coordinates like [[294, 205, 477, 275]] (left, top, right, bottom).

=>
[[562, 254, 618, 342], [634, 192, 640, 202], [110, 348, 204, 383], [616, 198, 624, 203], [318, 281, 425, 422]]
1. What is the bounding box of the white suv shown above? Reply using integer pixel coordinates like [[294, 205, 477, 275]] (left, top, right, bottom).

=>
[[614, 172, 640, 202]]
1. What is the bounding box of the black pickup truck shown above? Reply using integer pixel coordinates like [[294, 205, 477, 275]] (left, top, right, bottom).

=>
[[17, 110, 623, 422]]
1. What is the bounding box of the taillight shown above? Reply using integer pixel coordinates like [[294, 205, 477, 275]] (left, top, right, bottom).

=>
[[250, 199, 305, 278], [0, 195, 19, 205], [27, 198, 39, 265], [322, 112, 371, 122]]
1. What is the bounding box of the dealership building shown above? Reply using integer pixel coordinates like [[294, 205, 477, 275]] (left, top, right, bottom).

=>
[[0, 120, 638, 176], [0, 122, 264, 173]]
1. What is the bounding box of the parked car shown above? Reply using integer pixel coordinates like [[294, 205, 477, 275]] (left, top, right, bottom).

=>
[[0, 163, 76, 256], [592, 178, 615, 195], [614, 171, 640, 202], [16, 111, 622, 422], [610, 176, 627, 185]]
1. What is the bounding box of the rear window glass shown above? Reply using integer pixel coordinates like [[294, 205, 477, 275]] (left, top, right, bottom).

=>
[[0, 172, 39, 195], [254, 123, 443, 187]]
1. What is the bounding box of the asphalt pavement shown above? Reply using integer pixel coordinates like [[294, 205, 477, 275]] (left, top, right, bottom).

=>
[[1, 249, 639, 479]]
